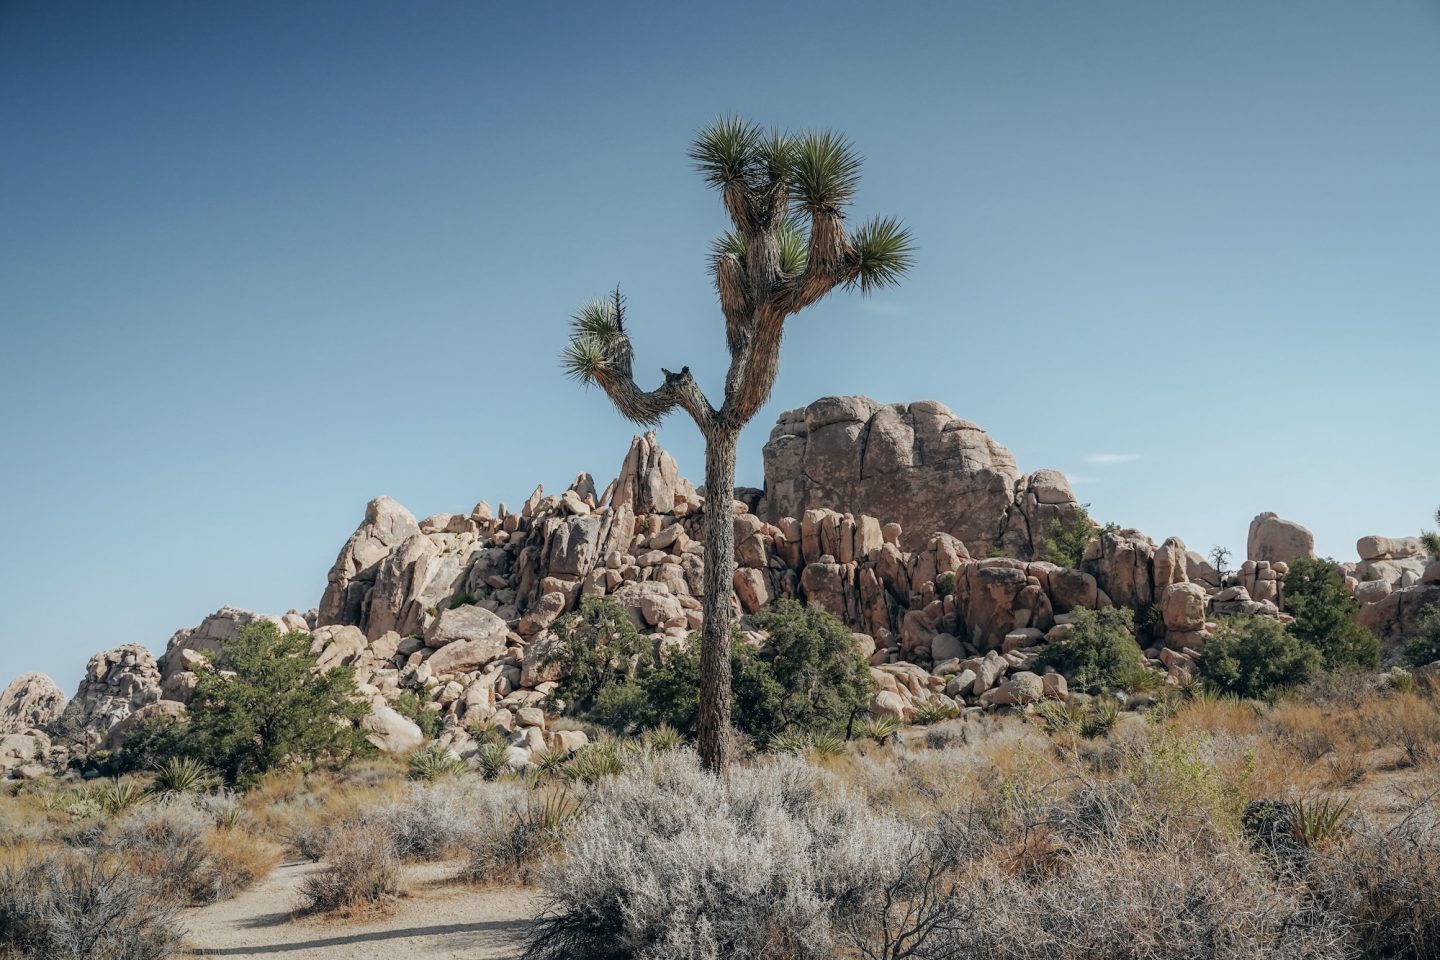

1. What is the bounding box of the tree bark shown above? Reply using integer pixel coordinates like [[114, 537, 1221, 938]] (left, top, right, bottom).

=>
[[697, 425, 738, 775]]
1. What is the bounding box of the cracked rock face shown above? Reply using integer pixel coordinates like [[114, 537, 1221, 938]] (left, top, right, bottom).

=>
[[52, 644, 161, 746], [0, 673, 67, 734], [761, 397, 1079, 557]]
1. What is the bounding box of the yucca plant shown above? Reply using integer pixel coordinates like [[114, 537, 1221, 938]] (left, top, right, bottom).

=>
[[1035, 699, 1080, 734], [476, 743, 511, 781], [466, 719, 507, 747], [562, 117, 913, 774], [151, 756, 220, 795], [1080, 699, 1122, 738], [91, 778, 151, 817], [766, 731, 812, 755], [519, 789, 587, 846], [1289, 796, 1351, 849], [911, 701, 961, 726], [407, 745, 467, 783], [561, 743, 626, 785], [1420, 505, 1440, 558], [808, 733, 847, 759], [530, 748, 569, 778], [855, 715, 901, 744], [642, 723, 684, 753]]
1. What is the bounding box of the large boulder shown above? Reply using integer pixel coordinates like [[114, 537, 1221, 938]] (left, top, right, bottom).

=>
[[0, 674, 67, 734], [1083, 530, 1155, 610], [318, 496, 422, 627], [1246, 512, 1315, 564], [1160, 582, 1208, 633], [610, 431, 694, 516], [1356, 583, 1440, 651], [51, 644, 162, 746], [423, 605, 510, 675], [761, 397, 1079, 556], [362, 703, 424, 753]]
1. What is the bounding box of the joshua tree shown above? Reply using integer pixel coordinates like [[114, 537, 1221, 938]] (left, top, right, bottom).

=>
[[561, 118, 914, 773]]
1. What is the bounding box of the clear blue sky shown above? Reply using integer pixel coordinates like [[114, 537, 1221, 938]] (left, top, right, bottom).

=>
[[3, 1, 1438, 691]]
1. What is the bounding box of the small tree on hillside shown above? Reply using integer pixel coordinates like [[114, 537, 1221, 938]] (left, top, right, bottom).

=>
[[135, 621, 370, 785], [1283, 556, 1379, 672], [1208, 545, 1232, 585], [561, 119, 913, 773]]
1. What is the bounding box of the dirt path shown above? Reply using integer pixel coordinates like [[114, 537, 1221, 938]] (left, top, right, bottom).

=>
[[181, 860, 541, 959]]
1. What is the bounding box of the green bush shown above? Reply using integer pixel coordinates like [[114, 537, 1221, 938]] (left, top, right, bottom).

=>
[[547, 597, 657, 718], [1040, 505, 1100, 568], [1283, 556, 1379, 671], [1200, 617, 1322, 699], [122, 621, 371, 787], [1036, 607, 1148, 693], [1405, 605, 1440, 667], [391, 691, 445, 740], [552, 599, 872, 745]]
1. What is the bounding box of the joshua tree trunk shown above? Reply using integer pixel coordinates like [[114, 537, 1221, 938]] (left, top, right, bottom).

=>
[[697, 426, 738, 773], [562, 118, 913, 775]]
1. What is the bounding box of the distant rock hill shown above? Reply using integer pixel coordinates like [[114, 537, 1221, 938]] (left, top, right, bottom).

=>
[[3, 396, 1436, 777]]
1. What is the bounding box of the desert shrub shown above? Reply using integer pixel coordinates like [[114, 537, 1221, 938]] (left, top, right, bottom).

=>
[[1310, 796, 1440, 960], [300, 829, 399, 915], [942, 825, 1346, 958], [523, 750, 906, 960], [1035, 607, 1147, 693], [391, 691, 445, 740], [1283, 556, 1380, 671], [465, 786, 584, 886], [1404, 604, 1440, 667], [555, 599, 872, 745], [0, 853, 183, 960], [1040, 504, 1099, 568], [105, 798, 277, 905], [1201, 616, 1323, 698], [364, 781, 483, 861], [547, 596, 656, 718], [126, 621, 371, 786]]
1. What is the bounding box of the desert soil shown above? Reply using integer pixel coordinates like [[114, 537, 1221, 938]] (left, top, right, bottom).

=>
[[181, 860, 540, 959]]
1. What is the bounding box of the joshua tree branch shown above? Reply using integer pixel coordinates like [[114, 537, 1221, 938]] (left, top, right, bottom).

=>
[[593, 363, 715, 432], [783, 208, 852, 312]]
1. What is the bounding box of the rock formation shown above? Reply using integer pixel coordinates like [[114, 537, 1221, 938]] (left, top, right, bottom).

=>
[[50, 644, 162, 748], [6, 396, 1435, 776], [1246, 512, 1315, 564], [761, 397, 1083, 557], [0, 673, 67, 734]]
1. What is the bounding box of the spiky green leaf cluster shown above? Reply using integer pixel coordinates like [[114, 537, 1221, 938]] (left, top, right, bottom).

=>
[[561, 290, 628, 385], [689, 117, 793, 191], [848, 215, 916, 294], [711, 217, 810, 278], [788, 130, 863, 212]]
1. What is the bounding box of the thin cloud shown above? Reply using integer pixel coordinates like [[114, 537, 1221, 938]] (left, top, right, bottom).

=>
[[1082, 453, 1141, 465]]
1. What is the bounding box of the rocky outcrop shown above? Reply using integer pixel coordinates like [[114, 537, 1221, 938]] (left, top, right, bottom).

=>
[[1246, 512, 1315, 564], [0, 674, 67, 734], [761, 397, 1082, 557], [51, 644, 162, 747], [318, 496, 423, 628], [19, 396, 1425, 775]]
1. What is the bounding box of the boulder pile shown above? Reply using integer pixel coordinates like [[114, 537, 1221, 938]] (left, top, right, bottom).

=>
[[3, 396, 1435, 776]]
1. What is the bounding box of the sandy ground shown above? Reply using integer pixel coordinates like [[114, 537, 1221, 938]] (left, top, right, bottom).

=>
[[181, 860, 540, 959]]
